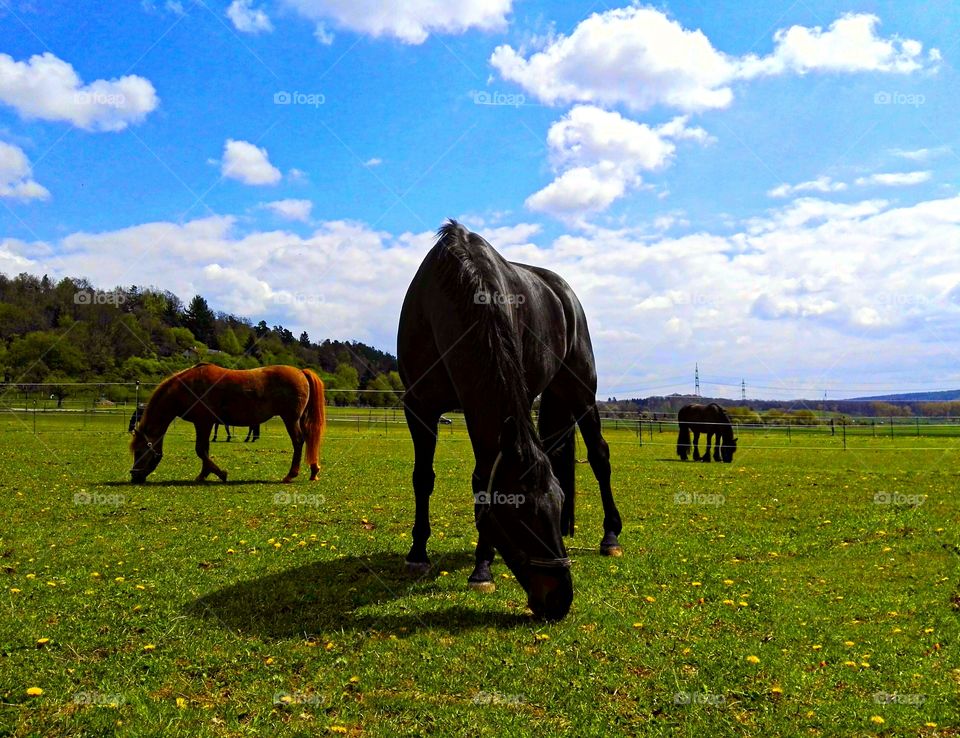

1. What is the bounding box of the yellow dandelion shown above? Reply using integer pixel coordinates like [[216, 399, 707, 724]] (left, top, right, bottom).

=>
[[440, 571, 449, 576], [745, 655, 760, 664], [870, 716, 884, 725], [892, 627, 902, 634], [114, 576, 125, 583], [36, 638, 50, 646], [925, 723, 937, 728], [923, 627, 934, 634], [812, 644, 822, 651], [691, 581, 701, 587], [26, 687, 43, 696], [644, 595, 656, 603], [143, 644, 156, 652], [535, 633, 550, 641], [771, 685, 783, 696], [329, 726, 348, 734], [723, 579, 734, 585], [176, 697, 187, 709], [738, 601, 749, 607], [844, 640, 855, 647], [325, 642, 335, 651], [860, 662, 871, 668], [10, 588, 21, 593], [226, 549, 235, 555], [632, 622, 643, 629], [723, 599, 735, 606], [90, 572, 101, 578], [844, 660, 857, 667], [265, 657, 274, 665], [348, 676, 360, 684]]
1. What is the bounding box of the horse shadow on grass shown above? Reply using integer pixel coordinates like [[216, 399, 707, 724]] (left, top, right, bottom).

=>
[[184, 551, 531, 638], [100, 479, 288, 487]]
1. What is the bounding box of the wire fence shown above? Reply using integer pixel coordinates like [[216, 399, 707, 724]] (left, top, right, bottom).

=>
[[3, 382, 960, 451]]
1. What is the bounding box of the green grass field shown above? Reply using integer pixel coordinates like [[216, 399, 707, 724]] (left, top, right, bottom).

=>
[[1, 411, 957, 736]]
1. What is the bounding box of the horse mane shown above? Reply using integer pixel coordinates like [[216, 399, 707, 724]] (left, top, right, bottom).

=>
[[433, 220, 545, 459], [708, 403, 735, 440], [129, 366, 194, 448]]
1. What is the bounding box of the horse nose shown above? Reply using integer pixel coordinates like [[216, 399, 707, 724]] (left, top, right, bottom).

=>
[[527, 570, 573, 621]]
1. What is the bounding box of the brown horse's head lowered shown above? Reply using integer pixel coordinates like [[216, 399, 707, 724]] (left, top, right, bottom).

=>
[[130, 363, 325, 483]]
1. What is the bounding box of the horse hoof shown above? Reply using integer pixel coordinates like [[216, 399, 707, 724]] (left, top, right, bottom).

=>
[[405, 561, 430, 576], [281, 477, 294, 484], [601, 546, 623, 557], [469, 581, 496, 594]]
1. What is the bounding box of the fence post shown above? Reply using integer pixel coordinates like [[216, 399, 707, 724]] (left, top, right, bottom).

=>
[[842, 421, 846, 450], [916, 417, 920, 438], [890, 416, 894, 440]]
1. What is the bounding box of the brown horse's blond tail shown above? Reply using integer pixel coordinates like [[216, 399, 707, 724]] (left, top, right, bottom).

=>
[[301, 369, 326, 467]]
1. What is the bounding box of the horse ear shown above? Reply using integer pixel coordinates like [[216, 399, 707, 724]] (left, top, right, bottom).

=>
[[499, 416, 521, 460]]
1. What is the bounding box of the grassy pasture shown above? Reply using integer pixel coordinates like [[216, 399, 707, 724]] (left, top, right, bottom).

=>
[[0, 411, 957, 736]]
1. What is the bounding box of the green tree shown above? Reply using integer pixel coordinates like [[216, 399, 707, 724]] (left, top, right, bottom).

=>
[[333, 363, 359, 405]]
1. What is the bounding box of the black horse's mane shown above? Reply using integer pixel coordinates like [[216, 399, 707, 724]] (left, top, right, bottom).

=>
[[707, 403, 735, 441], [433, 219, 544, 456]]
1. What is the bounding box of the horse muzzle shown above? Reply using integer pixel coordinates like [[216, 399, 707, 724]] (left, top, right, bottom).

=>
[[526, 566, 573, 621]]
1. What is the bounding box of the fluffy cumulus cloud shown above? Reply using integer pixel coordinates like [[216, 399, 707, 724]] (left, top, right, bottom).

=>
[[0, 52, 158, 132], [0, 141, 50, 201], [226, 0, 273, 33], [6, 194, 960, 396], [261, 198, 313, 221], [525, 105, 710, 218], [281, 0, 512, 44], [491, 8, 937, 112], [221, 139, 282, 185]]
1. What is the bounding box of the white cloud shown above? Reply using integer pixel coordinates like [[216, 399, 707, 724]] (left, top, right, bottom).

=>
[[525, 105, 710, 218], [6, 196, 960, 396], [313, 24, 334, 45], [221, 139, 282, 185], [363, 157, 383, 167], [888, 146, 951, 162], [737, 14, 939, 78], [261, 198, 313, 221], [0, 141, 50, 201], [227, 0, 273, 34], [491, 9, 936, 112], [0, 52, 158, 132], [281, 0, 512, 44], [855, 171, 932, 187], [768, 176, 847, 198]]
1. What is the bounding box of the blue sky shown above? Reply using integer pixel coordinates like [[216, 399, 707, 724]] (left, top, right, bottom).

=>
[[1, 1, 959, 399]]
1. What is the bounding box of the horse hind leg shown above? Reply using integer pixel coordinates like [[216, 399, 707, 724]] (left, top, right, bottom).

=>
[[576, 404, 623, 557], [281, 416, 304, 483], [403, 404, 439, 576]]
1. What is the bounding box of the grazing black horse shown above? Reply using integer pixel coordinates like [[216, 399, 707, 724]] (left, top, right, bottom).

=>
[[398, 220, 623, 621], [676, 403, 737, 462]]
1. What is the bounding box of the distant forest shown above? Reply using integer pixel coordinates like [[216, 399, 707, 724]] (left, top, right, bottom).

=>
[[0, 272, 401, 406], [600, 394, 960, 420]]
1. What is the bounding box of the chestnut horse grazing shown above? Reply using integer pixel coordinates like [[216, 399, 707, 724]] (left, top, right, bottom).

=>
[[130, 364, 325, 483]]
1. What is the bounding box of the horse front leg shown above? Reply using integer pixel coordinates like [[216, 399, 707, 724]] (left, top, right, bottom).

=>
[[281, 416, 304, 483], [692, 430, 702, 461], [195, 422, 227, 482], [577, 405, 623, 556], [404, 404, 438, 576], [468, 474, 497, 592], [702, 431, 713, 463], [713, 433, 722, 462]]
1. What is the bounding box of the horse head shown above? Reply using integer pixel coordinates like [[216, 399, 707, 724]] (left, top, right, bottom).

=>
[[721, 435, 738, 463], [130, 427, 164, 483], [474, 417, 573, 620]]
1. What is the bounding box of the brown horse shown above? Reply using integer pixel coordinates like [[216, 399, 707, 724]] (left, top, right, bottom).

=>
[[130, 363, 325, 483]]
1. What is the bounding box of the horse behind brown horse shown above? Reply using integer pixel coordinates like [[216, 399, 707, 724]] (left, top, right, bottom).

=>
[[130, 363, 325, 483]]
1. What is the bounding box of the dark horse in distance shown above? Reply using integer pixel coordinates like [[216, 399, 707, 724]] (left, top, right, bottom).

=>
[[130, 364, 324, 483], [398, 220, 623, 621], [676, 403, 737, 463]]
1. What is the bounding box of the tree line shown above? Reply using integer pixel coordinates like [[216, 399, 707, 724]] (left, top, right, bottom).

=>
[[0, 272, 402, 406]]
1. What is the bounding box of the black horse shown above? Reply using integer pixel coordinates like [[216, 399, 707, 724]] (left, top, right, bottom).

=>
[[676, 403, 737, 462], [398, 220, 623, 621]]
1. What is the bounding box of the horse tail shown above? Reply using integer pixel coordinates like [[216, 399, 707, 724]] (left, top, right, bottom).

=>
[[301, 369, 326, 468], [677, 421, 691, 460]]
